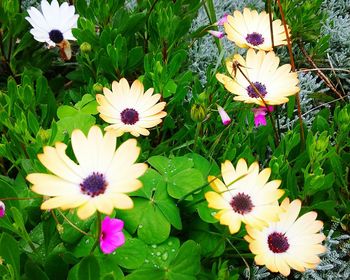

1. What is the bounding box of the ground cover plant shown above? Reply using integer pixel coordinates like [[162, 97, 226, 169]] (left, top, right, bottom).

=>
[[0, 0, 349, 279]]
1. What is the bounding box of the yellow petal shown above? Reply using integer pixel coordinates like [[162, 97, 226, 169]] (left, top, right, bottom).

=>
[[205, 191, 231, 210], [219, 210, 242, 234], [28, 173, 80, 196], [208, 176, 226, 193], [77, 202, 97, 219], [38, 145, 82, 183], [110, 193, 134, 209]]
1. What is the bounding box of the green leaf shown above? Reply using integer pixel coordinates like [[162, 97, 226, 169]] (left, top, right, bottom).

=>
[[98, 256, 124, 279], [113, 238, 148, 269], [143, 237, 180, 269], [24, 259, 49, 280], [57, 105, 78, 119], [78, 256, 100, 280], [0, 232, 20, 280], [163, 79, 177, 98], [27, 111, 40, 135], [125, 268, 166, 280], [137, 202, 171, 244], [167, 240, 201, 280], [118, 199, 171, 244], [167, 169, 205, 199], [44, 254, 69, 280]]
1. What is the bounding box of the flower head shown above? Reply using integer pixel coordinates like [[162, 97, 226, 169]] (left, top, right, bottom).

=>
[[252, 106, 274, 127], [217, 105, 231, 125], [245, 198, 326, 276], [27, 126, 148, 219], [224, 8, 289, 51], [0, 201, 5, 218], [25, 0, 78, 47], [208, 30, 225, 39], [205, 159, 284, 234], [216, 49, 299, 106], [96, 78, 167, 137], [100, 216, 125, 254]]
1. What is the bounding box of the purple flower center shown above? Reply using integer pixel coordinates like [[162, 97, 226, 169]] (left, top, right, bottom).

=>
[[80, 172, 107, 197], [121, 108, 139, 125], [246, 82, 267, 98], [268, 232, 290, 253], [245, 32, 264, 46], [49, 29, 64, 44], [230, 192, 254, 215]]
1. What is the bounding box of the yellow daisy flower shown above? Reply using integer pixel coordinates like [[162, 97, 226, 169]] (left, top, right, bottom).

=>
[[224, 8, 289, 51], [96, 78, 167, 137], [216, 49, 300, 106], [27, 126, 148, 219], [205, 159, 284, 234], [245, 198, 326, 276]]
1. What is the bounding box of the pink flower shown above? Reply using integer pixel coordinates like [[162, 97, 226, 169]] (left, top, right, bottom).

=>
[[208, 30, 225, 39], [0, 201, 5, 218], [216, 14, 229, 26], [100, 216, 125, 254], [217, 105, 231, 125], [252, 106, 274, 127]]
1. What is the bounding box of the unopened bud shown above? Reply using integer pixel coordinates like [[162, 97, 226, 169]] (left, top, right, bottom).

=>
[[191, 104, 206, 122], [80, 42, 92, 54], [0, 201, 5, 218], [93, 83, 104, 94], [217, 105, 231, 125]]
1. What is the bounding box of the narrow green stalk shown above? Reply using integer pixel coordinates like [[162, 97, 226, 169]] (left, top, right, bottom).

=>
[[276, 0, 305, 148], [193, 122, 202, 152], [203, 0, 223, 54], [90, 212, 102, 255]]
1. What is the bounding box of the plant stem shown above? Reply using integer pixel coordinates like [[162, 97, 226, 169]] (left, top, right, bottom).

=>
[[90, 212, 102, 255], [56, 209, 94, 237], [297, 40, 344, 100], [193, 122, 202, 152], [276, 0, 305, 148]]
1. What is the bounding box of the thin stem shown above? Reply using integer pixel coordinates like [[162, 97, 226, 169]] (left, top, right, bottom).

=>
[[57, 209, 94, 237], [90, 212, 102, 254], [193, 122, 202, 152], [297, 40, 344, 100], [276, 0, 305, 148], [235, 63, 279, 146]]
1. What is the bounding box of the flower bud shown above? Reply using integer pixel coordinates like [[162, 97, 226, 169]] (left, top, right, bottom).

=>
[[217, 105, 231, 125], [93, 83, 104, 94], [208, 30, 225, 39], [191, 104, 206, 122], [0, 201, 5, 218], [80, 42, 92, 54]]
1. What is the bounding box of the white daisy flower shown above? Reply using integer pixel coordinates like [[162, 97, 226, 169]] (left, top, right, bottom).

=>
[[25, 0, 78, 47]]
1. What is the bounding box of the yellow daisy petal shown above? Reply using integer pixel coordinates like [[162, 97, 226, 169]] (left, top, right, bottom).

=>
[[205, 191, 231, 210]]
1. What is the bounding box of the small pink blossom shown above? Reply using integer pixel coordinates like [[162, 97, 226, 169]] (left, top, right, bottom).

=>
[[0, 201, 5, 218], [208, 30, 225, 39], [216, 14, 229, 26], [100, 216, 125, 254], [217, 105, 231, 125], [252, 106, 274, 127]]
